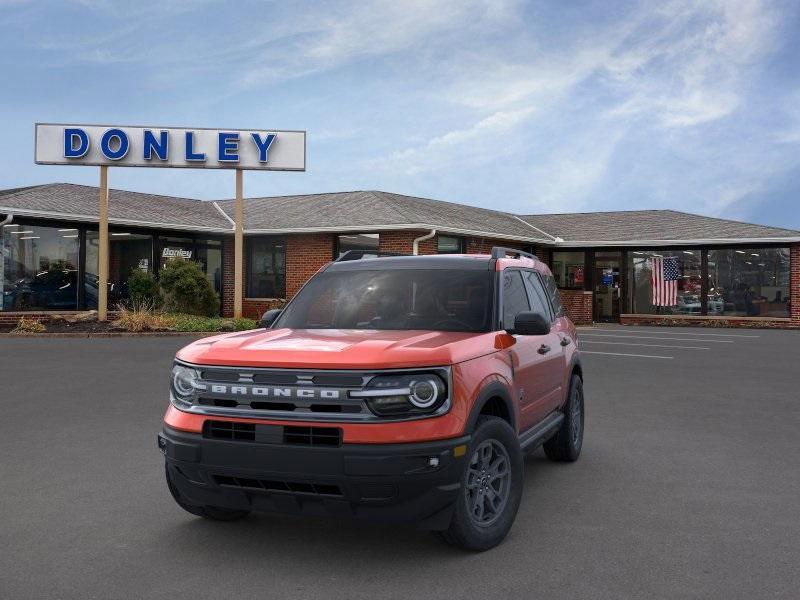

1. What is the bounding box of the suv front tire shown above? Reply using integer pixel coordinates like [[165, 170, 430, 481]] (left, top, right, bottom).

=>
[[438, 416, 523, 551]]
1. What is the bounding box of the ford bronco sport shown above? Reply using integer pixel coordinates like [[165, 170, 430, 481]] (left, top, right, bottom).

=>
[[159, 247, 584, 551]]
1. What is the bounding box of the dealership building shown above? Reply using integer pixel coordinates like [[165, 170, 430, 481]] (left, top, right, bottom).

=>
[[1, 182, 799, 328]]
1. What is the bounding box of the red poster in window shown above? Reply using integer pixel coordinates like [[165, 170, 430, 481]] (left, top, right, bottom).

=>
[[573, 266, 584, 285]]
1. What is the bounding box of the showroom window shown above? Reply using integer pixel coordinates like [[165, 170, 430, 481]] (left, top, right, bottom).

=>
[[629, 249, 702, 315], [85, 230, 154, 309], [337, 233, 379, 257], [707, 248, 790, 318], [196, 240, 223, 296], [551, 251, 585, 289], [1, 223, 80, 311], [437, 235, 464, 254], [247, 237, 285, 298]]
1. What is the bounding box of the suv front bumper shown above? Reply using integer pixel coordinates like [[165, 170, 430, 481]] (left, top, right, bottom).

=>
[[159, 426, 470, 530]]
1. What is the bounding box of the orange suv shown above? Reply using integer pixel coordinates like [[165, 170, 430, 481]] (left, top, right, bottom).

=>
[[159, 247, 584, 550]]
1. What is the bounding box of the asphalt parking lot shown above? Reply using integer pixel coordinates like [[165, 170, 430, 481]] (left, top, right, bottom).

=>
[[1, 326, 799, 600]]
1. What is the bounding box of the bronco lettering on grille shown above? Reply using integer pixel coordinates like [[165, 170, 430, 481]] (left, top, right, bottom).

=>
[[208, 384, 341, 400]]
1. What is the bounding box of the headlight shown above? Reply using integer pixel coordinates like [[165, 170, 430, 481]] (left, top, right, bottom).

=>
[[352, 372, 448, 417], [171, 363, 202, 402]]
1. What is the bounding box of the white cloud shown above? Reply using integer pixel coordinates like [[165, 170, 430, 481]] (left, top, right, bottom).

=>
[[375, 106, 536, 175], [238, 0, 521, 88]]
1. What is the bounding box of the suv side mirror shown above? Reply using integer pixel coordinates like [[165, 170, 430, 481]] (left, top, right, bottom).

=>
[[511, 311, 550, 336], [259, 308, 283, 328]]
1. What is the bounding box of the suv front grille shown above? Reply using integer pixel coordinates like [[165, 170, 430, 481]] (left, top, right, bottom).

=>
[[176, 365, 451, 423]]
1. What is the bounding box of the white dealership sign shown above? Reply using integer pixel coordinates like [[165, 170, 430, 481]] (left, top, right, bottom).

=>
[[34, 123, 306, 171]]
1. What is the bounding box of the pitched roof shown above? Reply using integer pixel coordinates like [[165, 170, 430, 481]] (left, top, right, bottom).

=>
[[519, 210, 800, 244], [0, 183, 230, 232], [215, 190, 549, 241], [1, 183, 798, 244]]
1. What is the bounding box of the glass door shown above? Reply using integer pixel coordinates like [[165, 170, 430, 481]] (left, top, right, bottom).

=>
[[593, 251, 622, 322]]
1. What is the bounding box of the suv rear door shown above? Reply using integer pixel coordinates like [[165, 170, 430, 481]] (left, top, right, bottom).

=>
[[501, 269, 561, 432]]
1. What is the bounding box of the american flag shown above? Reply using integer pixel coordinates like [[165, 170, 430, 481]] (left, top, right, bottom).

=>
[[651, 256, 679, 306]]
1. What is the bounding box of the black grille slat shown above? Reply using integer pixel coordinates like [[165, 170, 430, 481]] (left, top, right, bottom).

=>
[[213, 475, 343, 497], [204, 421, 255, 441], [310, 374, 364, 387], [250, 401, 296, 411], [283, 426, 342, 447], [251, 373, 301, 385]]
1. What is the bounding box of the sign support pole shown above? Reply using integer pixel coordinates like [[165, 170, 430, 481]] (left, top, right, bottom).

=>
[[98, 166, 109, 321], [234, 168, 244, 319]]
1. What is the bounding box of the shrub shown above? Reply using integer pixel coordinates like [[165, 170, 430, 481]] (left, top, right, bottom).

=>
[[158, 259, 220, 317], [232, 317, 258, 331], [127, 269, 162, 308], [169, 314, 223, 332], [11, 317, 46, 334], [114, 303, 173, 332]]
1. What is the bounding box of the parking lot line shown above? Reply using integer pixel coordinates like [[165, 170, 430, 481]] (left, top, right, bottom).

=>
[[584, 328, 759, 339], [579, 333, 734, 343], [580, 340, 710, 350], [580, 350, 674, 359]]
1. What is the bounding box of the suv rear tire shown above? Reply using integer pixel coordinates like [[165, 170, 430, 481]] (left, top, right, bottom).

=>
[[437, 416, 523, 551], [543, 374, 584, 462], [165, 464, 251, 521]]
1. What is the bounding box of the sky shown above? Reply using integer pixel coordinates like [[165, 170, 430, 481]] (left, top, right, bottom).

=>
[[1, 0, 799, 229]]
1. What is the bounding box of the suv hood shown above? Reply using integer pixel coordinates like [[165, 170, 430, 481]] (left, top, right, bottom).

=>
[[176, 328, 501, 369]]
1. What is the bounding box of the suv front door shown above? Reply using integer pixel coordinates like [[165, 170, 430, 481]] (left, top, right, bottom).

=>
[[522, 270, 566, 415], [501, 269, 561, 433]]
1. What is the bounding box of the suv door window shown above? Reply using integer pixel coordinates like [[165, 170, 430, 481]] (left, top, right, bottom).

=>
[[522, 271, 553, 323], [542, 272, 565, 318], [502, 270, 531, 330]]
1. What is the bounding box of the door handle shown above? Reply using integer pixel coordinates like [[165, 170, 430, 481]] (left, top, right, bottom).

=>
[[560, 336, 571, 347], [537, 344, 551, 355]]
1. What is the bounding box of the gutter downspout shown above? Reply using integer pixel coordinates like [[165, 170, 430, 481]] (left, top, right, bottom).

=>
[[412, 228, 437, 255], [0, 213, 11, 227], [511, 215, 563, 243]]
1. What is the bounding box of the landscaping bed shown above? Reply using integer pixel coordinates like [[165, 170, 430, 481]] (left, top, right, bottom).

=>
[[1, 312, 259, 335]]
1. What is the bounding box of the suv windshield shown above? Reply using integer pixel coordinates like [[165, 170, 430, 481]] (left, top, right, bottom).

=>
[[275, 269, 493, 332]]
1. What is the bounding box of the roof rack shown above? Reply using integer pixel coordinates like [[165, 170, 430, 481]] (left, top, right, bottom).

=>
[[490, 246, 537, 260], [335, 250, 409, 262]]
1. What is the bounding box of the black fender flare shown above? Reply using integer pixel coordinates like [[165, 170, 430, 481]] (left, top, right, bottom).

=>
[[464, 381, 517, 434], [569, 353, 584, 382]]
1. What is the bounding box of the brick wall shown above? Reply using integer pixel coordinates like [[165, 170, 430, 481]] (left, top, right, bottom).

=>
[[221, 237, 235, 317], [285, 234, 335, 297], [619, 314, 799, 329], [379, 231, 528, 256], [241, 298, 287, 320], [559, 290, 593, 325], [464, 237, 525, 254]]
